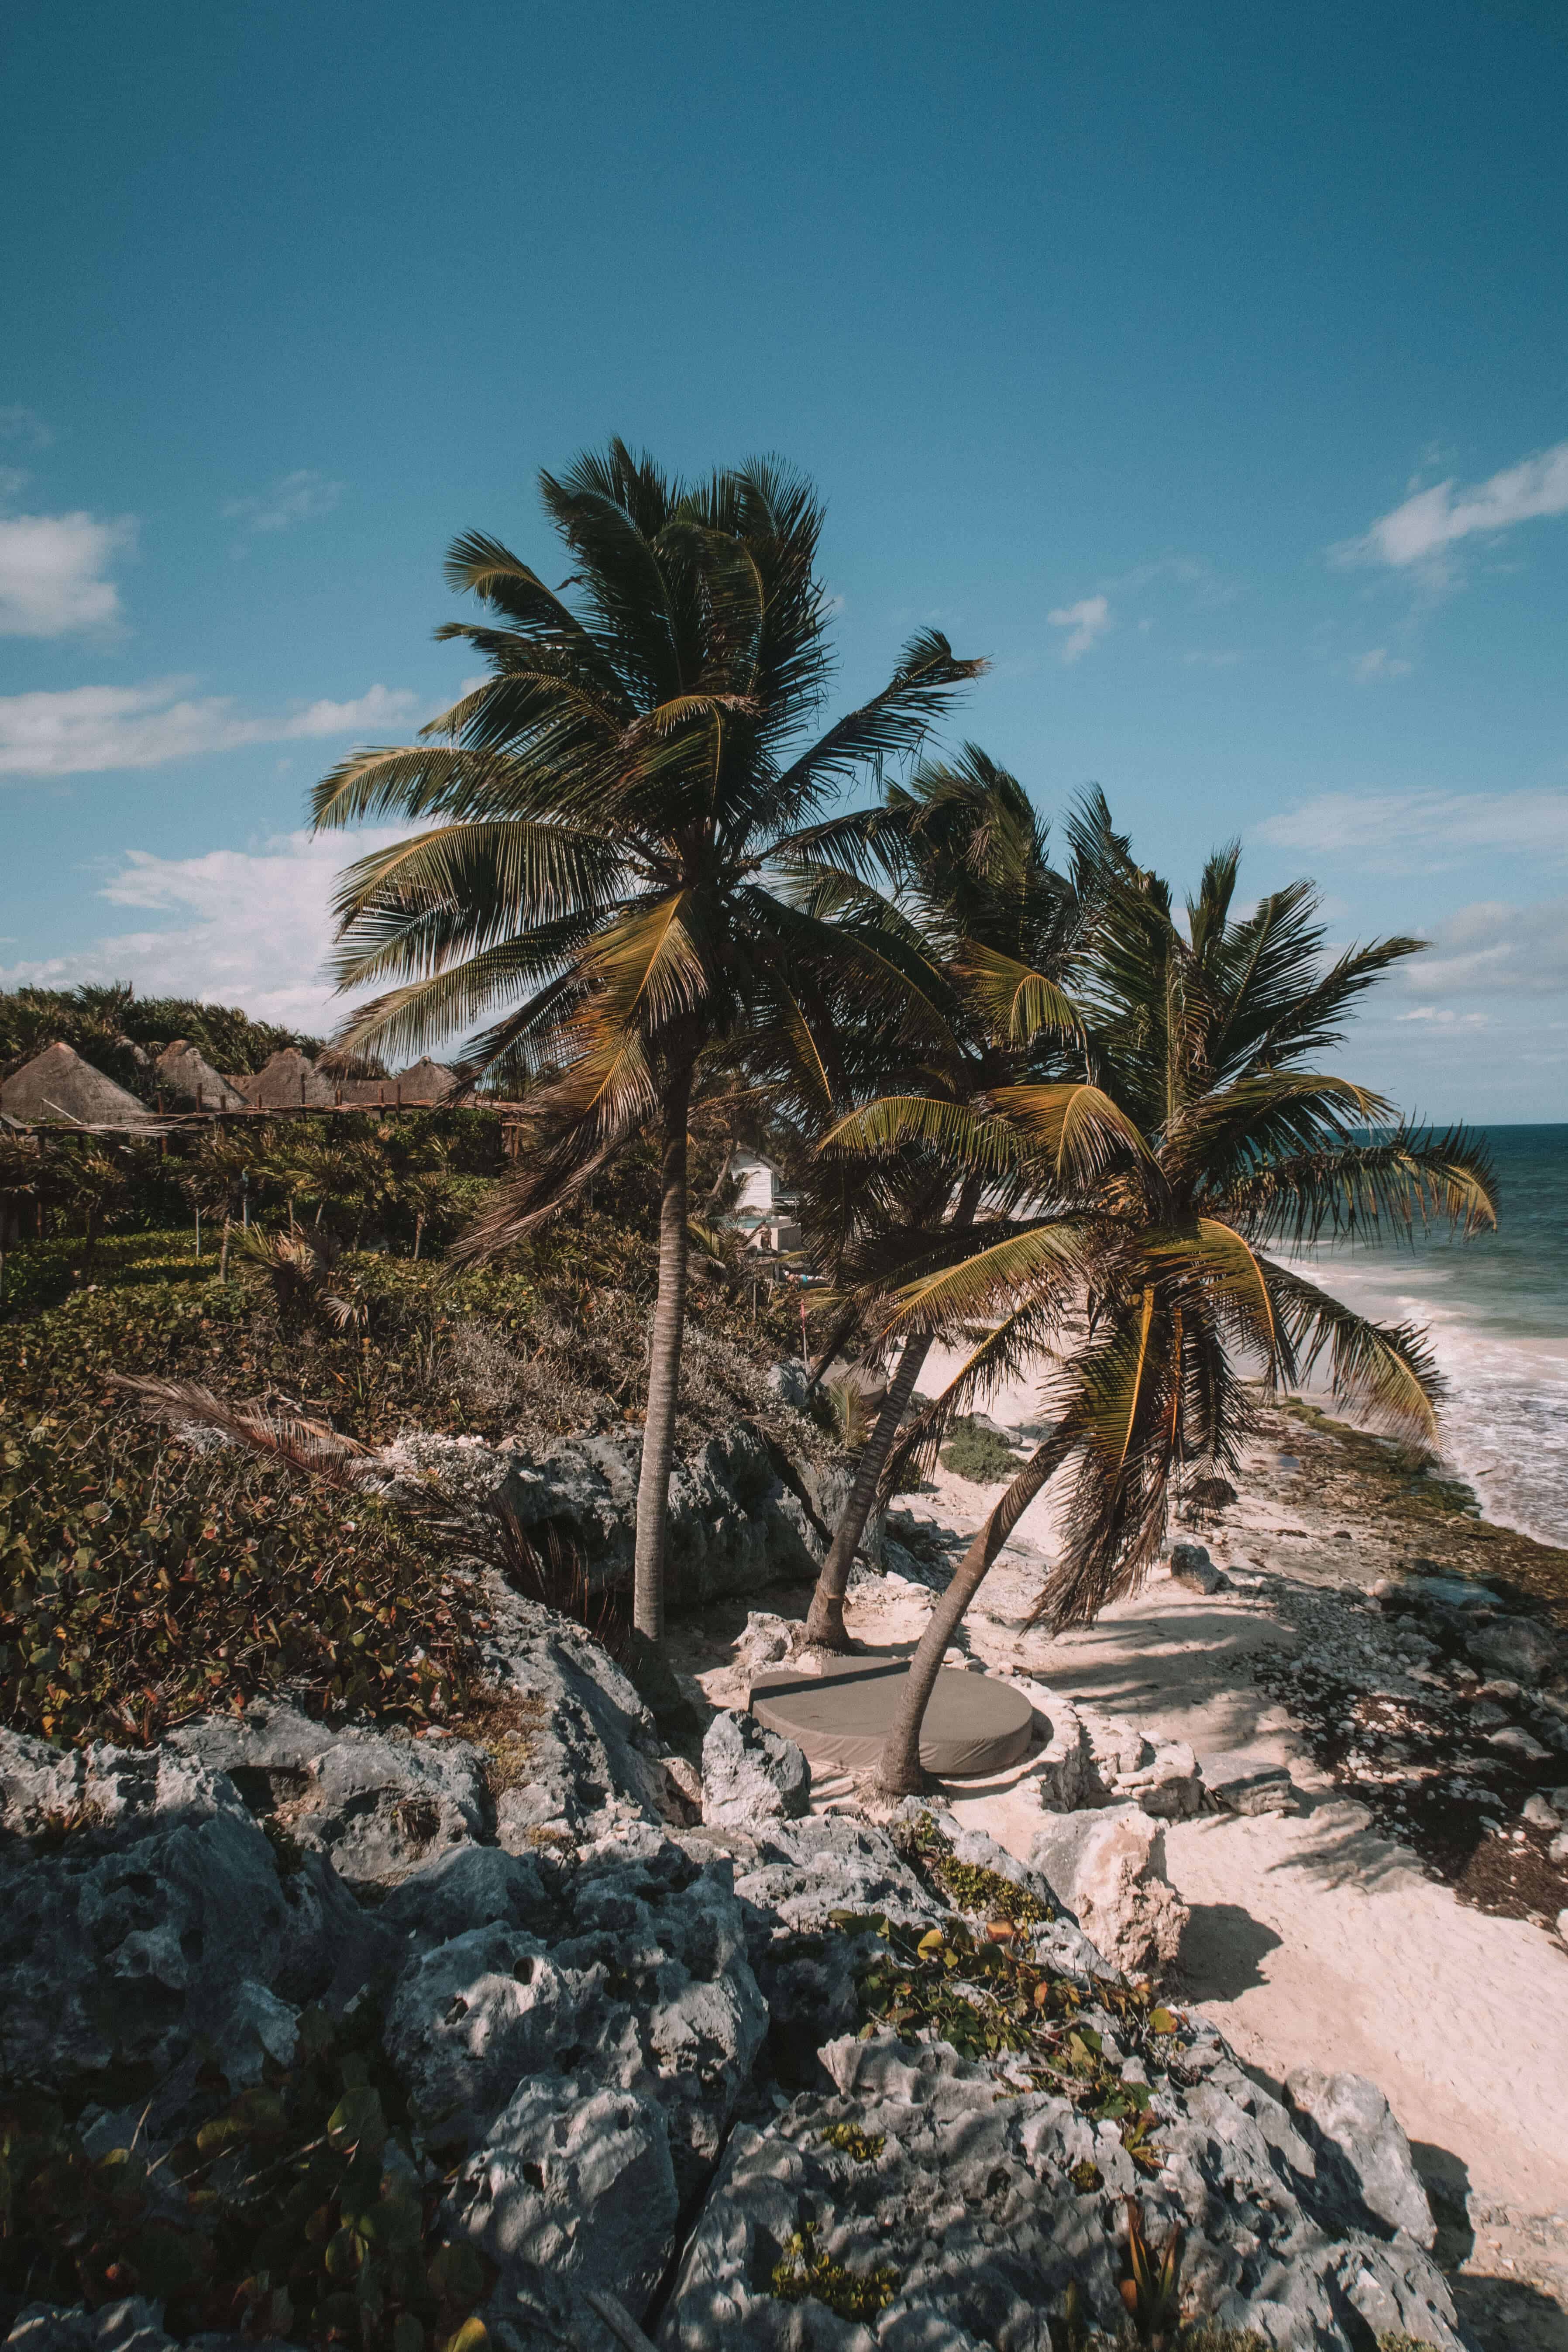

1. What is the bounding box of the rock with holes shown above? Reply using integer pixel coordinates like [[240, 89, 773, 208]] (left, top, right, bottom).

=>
[[448, 2076, 678, 2321], [660, 2031, 1466, 2351], [0, 1733, 389, 2104], [700, 1708, 811, 1829], [1027, 1803, 1188, 1979], [172, 1705, 490, 1885], [385, 1837, 766, 2197]]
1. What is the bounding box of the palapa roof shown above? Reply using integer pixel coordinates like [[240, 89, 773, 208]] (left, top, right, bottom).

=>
[[154, 1040, 248, 1112], [0, 1041, 155, 1128], [328, 1058, 462, 1107], [227, 1048, 335, 1109]]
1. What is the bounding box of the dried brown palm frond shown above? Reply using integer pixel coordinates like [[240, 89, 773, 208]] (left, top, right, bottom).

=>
[[108, 1374, 374, 1489]]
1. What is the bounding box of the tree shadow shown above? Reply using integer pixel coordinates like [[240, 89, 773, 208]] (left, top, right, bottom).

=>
[[1175, 1899, 1284, 1999], [1448, 2273, 1568, 2350]]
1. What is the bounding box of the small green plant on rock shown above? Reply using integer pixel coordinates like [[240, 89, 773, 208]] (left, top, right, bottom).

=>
[[768, 2220, 900, 2321], [818, 2121, 885, 2164]]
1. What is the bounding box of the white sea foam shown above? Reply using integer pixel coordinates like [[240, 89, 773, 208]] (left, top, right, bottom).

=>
[[1286, 1248, 1568, 1550]]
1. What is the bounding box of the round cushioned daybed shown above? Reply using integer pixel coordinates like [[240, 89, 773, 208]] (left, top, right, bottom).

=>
[[749, 1655, 1034, 1779]]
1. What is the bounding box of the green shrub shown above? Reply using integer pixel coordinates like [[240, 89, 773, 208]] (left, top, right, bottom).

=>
[[939, 1416, 1019, 1483], [0, 1404, 479, 1745], [769, 2222, 899, 2321], [818, 2121, 885, 2164], [0, 2001, 491, 2352]]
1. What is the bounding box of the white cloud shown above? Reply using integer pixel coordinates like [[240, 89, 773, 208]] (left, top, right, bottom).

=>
[[1395, 1005, 1490, 1027], [222, 469, 342, 536], [0, 406, 52, 449], [1351, 646, 1413, 683], [0, 677, 422, 778], [1047, 593, 1111, 663], [1341, 438, 1568, 570], [1405, 897, 1568, 999], [0, 511, 135, 637], [1256, 786, 1568, 863], [0, 827, 408, 1036]]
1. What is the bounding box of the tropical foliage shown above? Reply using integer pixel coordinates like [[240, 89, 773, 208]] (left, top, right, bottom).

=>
[[310, 439, 983, 1637], [829, 818, 1496, 1787]]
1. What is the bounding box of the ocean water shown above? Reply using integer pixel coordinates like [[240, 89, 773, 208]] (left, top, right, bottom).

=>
[[1286, 1124, 1568, 1549]]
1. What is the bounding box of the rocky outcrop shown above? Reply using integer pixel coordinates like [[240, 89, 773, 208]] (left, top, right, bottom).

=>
[[0, 1589, 1469, 2352], [383, 1420, 851, 1612], [700, 1709, 811, 1828], [1027, 1802, 1190, 1978]]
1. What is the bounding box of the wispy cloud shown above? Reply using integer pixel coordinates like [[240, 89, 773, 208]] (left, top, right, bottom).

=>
[[1351, 646, 1413, 683], [0, 827, 406, 1035], [1047, 593, 1111, 663], [1404, 897, 1568, 999], [1256, 786, 1568, 864], [1339, 438, 1568, 571], [1182, 648, 1241, 669], [0, 511, 135, 637], [221, 469, 343, 537], [0, 406, 52, 450], [0, 678, 420, 778]]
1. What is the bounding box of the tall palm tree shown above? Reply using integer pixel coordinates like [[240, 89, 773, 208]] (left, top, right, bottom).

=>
[[824, 817, 1497, 1792], [311, 441, 983, 1645], [791, 749, 1101, 1648]]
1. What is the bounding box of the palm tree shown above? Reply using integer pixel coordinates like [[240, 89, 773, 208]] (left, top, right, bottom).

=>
[[793, 750, 1100, 1649], [311, 441, 983, 1645], [828, 818, 1497, 1793]]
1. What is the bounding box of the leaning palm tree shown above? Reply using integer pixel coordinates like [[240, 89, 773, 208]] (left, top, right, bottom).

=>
[[312, 441, 983, 1644], [790, 749, 1104, 1649], [825, 822, 1497, 1793]]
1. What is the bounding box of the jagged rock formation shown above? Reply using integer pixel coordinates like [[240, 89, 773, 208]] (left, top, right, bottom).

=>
[[0, 1572, 1470, 2352]]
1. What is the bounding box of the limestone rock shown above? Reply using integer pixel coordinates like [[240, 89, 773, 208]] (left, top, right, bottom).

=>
[[0, 1734, 389, 2100], [1168, 1540, 1223, 1594], [449, 2076, 677, 2319], [1027, 1802, 1187, 1979], [1200, 1749, 1296, 1814], [171, 1706, 489, 1885], [1115, 1737, 1204, 1820], [700, 1710, 810, 1829], [660, 2034, 1465, 2351], [1466, 1613, 1559, 1685], [1285, 2067, 1437, 2247]]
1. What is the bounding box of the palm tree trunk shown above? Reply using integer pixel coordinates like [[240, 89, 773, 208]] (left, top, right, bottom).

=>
[[804, 1177, 983, 1651], [876, 1422, 1077, 1795], [219, 1215, 231, 1283], [632, 1059, 695, 1644], [803, 1331, 935, 1649]]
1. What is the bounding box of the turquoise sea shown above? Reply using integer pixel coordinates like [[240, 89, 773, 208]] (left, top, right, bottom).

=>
[[1289, 1124, 1568, 1548]]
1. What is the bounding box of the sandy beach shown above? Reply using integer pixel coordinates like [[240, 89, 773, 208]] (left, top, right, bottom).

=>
[[666, 1371, 1568, 2348]]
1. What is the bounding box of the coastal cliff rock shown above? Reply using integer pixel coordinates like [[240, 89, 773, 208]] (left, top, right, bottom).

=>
[[0, 1578, 1470, 2352]]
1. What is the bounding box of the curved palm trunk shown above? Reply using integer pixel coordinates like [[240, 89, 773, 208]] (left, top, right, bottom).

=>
[[632, 1061, 695, 1643], [876, 1422, 1078, 1795], [803, 1331, 935, 1648], [804, 1178, 982, 1652]]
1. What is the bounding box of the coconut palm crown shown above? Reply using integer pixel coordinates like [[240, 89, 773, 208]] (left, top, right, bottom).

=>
[[310, 441, 983, 1641], [786, 748, 1109, 1646], [824, 813, 1498, 1792]]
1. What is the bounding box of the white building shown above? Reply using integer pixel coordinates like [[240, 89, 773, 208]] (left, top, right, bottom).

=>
[[724, 1145, 802, 1253]]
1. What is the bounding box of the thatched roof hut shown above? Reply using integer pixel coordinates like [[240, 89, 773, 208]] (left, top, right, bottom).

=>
[[154, 1040, 248, 1112], [0, 1041, 155, 1128], [330, 1058, 462, 1107], [228, 1049, 334, 1109]]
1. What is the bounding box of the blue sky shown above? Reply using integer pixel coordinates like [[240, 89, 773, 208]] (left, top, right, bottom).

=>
[[3, 0, 1567, 1120]]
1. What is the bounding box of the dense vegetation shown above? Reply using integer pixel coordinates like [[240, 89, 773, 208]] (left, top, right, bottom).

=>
[[0, 1109, 827, 1747], [0, 980, 321, 1101]]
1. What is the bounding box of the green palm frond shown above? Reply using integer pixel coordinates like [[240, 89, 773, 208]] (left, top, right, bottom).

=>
[[991, 1082, 1154, 1186], [1261, 1258, 1444, 1446]]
